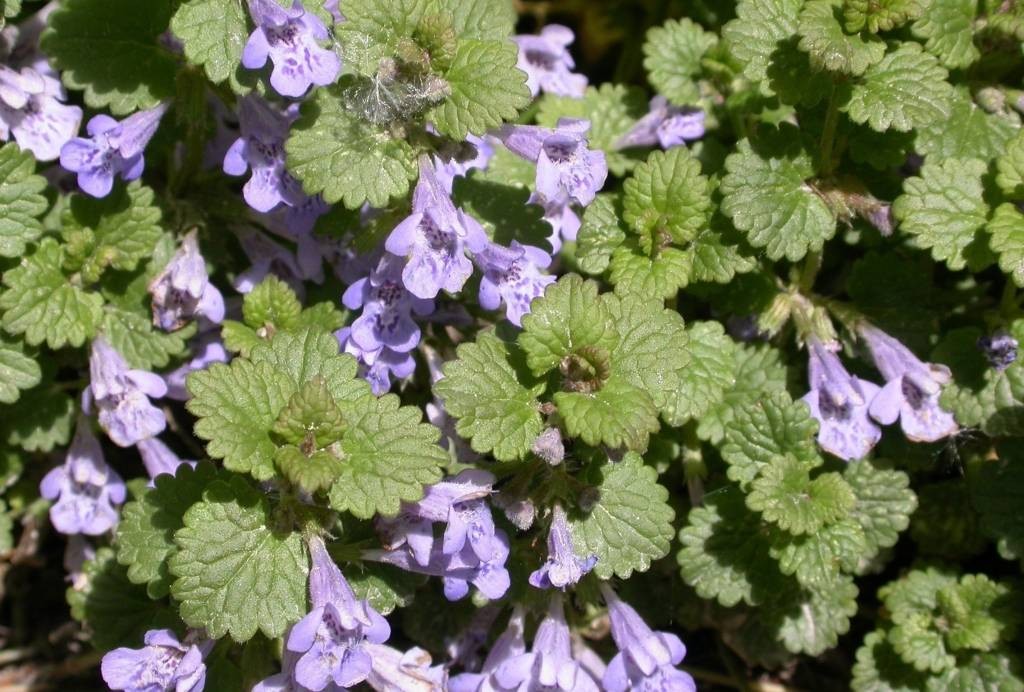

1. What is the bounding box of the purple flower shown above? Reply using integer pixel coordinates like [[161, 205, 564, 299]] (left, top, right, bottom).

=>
[[601, 585, 696, 692], [492, 595, 600, 692], [342, 253, 434, 354], [233, 226, 307, 296], [364, 532, 511, 602], [336, 326, 416, 395], [449, 607, 527, 692], [385, 158, 488, 299], [615, 96, 705, 150], [39, 417, 125, 535], [88, 337, 167, 447], [148, 231, 225, 331], [513, 25, 587, 98], [242, 0, 341, 98], [137, 437, 196, 482], [285, 535, 390, 691], [475, 240, 555, 326], [59, 103, 168, 198], [0, 64, 81, 161], [223, 96, 306, 213], [977, 330, 1018, 371], [365, 644, 447, 692], [529, 505, 596, 590], [376, 469, 496, 567], [63, 534, 96, 590], [859, 324, 959, 442], [800, 339, 882, 461], [432, 133, 494, 193], [251, 648, 306, 692], [164, 336, 229, 401], [101, 629, 212, 692]]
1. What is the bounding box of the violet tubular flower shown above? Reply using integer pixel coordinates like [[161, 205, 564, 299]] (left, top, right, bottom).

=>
[[528, 505, 596, 590], [978, 330, 1018, 371], [148, 231, 225, 331], [615, 96, 705, 150], [513, 24, 587, 98], [800, 338, 882, 461], [600, 585, 696, 692], [449, 607, 528, 692], [59, 103, 168, 198], [39, 417, 125, 536], [492, 595, 600, 692], [137, 437, 196, 482], [337, 325, 416, 395], [164, 335, 229, 401], [89, 336, 167, 447], [233, 226, 308, 296], [385, 158, 488, 300], [101, 629, 212, 692], [475, 240, 555, 326], [242, 0, 341, 98], [0, 64, 81, 161], [364, 643, 447, 692], [342, 253, 434, 355], [285, 535, 390, 691], [859, 324, 959, 442]]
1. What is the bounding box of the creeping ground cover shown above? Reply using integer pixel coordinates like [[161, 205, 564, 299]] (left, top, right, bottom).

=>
[[2, 0, 1024, 689]]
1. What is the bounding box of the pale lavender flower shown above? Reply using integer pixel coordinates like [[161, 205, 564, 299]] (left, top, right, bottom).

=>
[[342, 253, 434, 354], [385, 157, 488, 299], [223, 96, 306, 213], [601, 585, 696, 692], [364, 531, 511, 602], [449, 607, 527, 692], [475, 240, 555, 326], [532, 427, 564, 466], [433, 133, 494, 193], [336, 326, 416, 395], [859, 324, 959, 442], [493, 595, 600, 692], [529, 505, 596, 590], [164, 336, 229, 400], [137, 437, 196, 482], [800, 339, 882, 461], [0, 64, 81, 161], [365, 644, 447, 692], [101, 629, 212, 692], [978, 330, 1018, 371], [286, 535, 390, 691], [63, 534, 95, 590], [252, 649, 313, 692], [376, 469, 496, 567], [242, 0, 341, 98], [59, 103, 168, 197], [615, 96, 705, 150], [233, 226, 307, 296], [89, 337, 167, 447], [40, 418, 125, 535], [148, 231, 225, 331], [513, 25, 587, 98]]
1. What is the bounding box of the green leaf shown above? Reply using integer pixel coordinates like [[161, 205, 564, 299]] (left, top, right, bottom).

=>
[[569, 452, 675, 579], [117, 462, 222, 598], [429, 0, 515, 40], [101, 305, 189, 370], [623, 147, 712, 245], [0, 383, 75, 452], [430, 39, 529, 140], [721, 391, 820, 487], [334, 0, 429, 76], [844, 42, 953, 132], [274, 446, 346, 495], [41, 0, 177, 114], [536, 84, 648, 176], [222, 321, 263, 357], [747, 458, 855, 534], [771, 518, 867, 586], [723, 0, 803, 83], [881, 566, 959, 669], [170, 0, 249, 85], [555, 377, 660, 451], [665, 321, 736, 426], [286, 81, 419, 209], [1, 0, 21, 27], [249, 328, 368, 404], [721, 137, 836, 261], [327, 392, 446, 518], [346, 562, 422, 615], [893, 157, 992, 272], [607, 241, 691, 300], [187, 359, 294, 480], [518, 275, 618, 377], [451, 175, 551, 250], [971, 448, 1024, 566], [915, 89, 1018, 162], [911, 480, 986, 560], [0, 238, 104, 349], [171, 476, 308, 642], [241, 275, 303, 331], [852, 628, 931, 692], [926, 652, 1024, 692], [798, 0, 886, 75], [0, 143, 47, 258], [698, 344, 789, 443], [271, 376, 347, 449], [677, 486, 781, 607], [576, 194, 626, 274], [642, 18, 717, 104], [938, 574, 1019, 652], [911, 0, 979, 68], [996, 129, 1024, 199], [843, 0, 923, 33], [988, 204, 1024, 287], [770, 577, 859, 655], [68, 547, 182, 651], [434, 331, 544, 462], [0, 337, 40, 404], [844, 458, 917, 559]]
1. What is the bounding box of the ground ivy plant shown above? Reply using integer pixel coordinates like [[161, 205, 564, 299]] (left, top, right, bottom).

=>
[[1, 0, 1023, 689]]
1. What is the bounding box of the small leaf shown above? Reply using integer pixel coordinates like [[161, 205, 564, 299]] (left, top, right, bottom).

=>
[[346, 562, 423, 615], [607, 240, 691, 300], [698, 344, 789, 444], [666, 321, 736, 426], [996, 129, 1024, 199], [170, 0, 250, 85], [844, 458, 917, 559], [770, 577, 859, 655], [274, 445, 345, 494], [623, 147, 712, 245], [723, 0, 803, 84], [910, 0, 979, 69], [642, 18, 717, 104], [0, 383, 75, 452], [0, 142, 47, 258], [241, 275, 303, 331], [747, 457, 855, 534], [271, 377, 347, 449], [843, 0, 923, 33], [569, 452, 675, 579], [554, 377, 660, 451], [334, 0, 430, 76], [798, 0, 886, 75], [915, 89, 1018, 162], [101, 305, 189, 370], [988, 204, 1024, 287], [0, 337, 40, 404], [576, 193, 626, 274], [851, 628, 931, 692], [771, 518, 867, 587], [170, 475, 309, 642]]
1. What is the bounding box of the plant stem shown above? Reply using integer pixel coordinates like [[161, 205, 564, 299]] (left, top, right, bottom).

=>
[[819, 85, 840, 176]]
